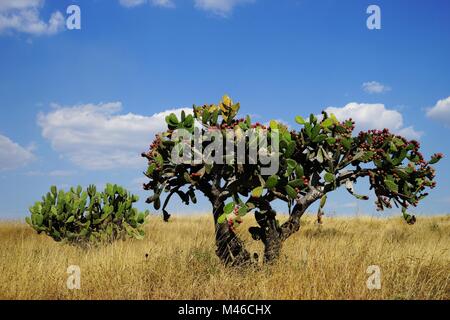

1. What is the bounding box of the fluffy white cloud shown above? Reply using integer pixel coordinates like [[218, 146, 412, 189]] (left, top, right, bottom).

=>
[[194, 0, 254, 16], [153, 0, 175, 7], [37, 102, 191, 170], [0, 0, 42, 11], [119, 0, 146, 7], [49, 170, 75, 177], [324, 102, 422, 139], [0, 0, 64, 36], [119, 0, 175, 8], [25, 170, 75, 177], [0, 134, 35, 171], [118, 0, 254, 15], [426, 96, 450, 127], [362, 81, 391, 94]]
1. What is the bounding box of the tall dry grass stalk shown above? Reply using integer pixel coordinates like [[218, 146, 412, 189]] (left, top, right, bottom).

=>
[[0, 214, 448, 300]]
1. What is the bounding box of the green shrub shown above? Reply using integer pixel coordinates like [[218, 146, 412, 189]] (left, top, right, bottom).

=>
[[26, 184, 149, 245]]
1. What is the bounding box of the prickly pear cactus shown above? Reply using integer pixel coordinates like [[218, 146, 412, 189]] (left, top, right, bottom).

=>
[[142, 96, 443, 266], [26, 184, 149, 245]]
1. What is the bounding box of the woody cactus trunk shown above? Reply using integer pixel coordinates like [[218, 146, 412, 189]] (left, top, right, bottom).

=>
[[142, 96, 442, 266]]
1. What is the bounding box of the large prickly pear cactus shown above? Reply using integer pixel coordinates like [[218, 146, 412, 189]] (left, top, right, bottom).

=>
[[26, 184, 149, 245], [142, 96, 443, 266]]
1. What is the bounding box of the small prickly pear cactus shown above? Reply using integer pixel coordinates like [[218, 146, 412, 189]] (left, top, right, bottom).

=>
[[26, 184, 149, 245]]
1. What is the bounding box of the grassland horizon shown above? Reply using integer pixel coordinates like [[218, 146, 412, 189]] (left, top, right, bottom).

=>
[[0, 214, 448, 300]]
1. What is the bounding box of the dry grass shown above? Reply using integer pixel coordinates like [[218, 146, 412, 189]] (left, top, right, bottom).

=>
[[0, 214, 449, 300]]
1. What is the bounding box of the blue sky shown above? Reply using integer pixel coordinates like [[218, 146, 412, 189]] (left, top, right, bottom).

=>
[[1, 0, 449, 219]]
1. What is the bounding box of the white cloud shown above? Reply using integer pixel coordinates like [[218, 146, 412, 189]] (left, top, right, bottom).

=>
[[328, 201, 358, 209], [426, 96, 450, 127], [130, 176, 148, 191], [152, 0, 175, 7], [37, 102, 191, 170], [49, 170, 75, 177], [0, 0, 42, 11], [0, 0, 64, 36], [25, 170, 75, 177], [118, 0, 254, 15], [362, 81, 391, 94], [341, 202, 358, 208], [119, 0, 147, 7], [0, 134, 35, 171], [324, 102, 422, 140], [119, 0, 175, 8], [194, 0, 254, 16]]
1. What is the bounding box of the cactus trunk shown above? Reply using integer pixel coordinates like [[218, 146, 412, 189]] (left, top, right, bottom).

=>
[[213, 202, 251, 266]]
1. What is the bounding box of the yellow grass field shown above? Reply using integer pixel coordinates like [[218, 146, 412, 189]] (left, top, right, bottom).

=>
[[0, 214, 449, 300]]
